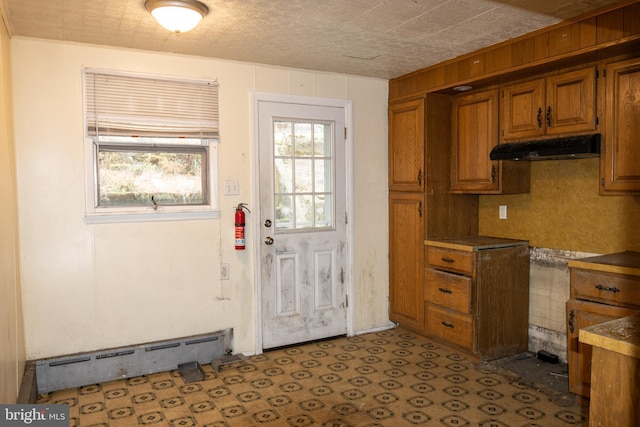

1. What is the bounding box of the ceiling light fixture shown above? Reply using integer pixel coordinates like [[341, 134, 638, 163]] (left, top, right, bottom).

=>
[[145, 0, 208, 33]]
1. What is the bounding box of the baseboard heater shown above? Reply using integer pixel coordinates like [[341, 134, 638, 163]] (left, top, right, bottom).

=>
[[35, 329, 230, 394]]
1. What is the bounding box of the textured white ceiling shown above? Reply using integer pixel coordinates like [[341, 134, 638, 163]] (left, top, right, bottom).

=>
[[0, 0, 622, 79]]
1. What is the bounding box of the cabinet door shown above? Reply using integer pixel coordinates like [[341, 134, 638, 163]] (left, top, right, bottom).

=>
[[602, 57, 640, 193], [545, 67, 596, 135], [501, 78, 545, 141], [451, 89, 500, 193], [389, 192, 425, 332], [389, 98, 424, 192], [566, 299, 638, 399]]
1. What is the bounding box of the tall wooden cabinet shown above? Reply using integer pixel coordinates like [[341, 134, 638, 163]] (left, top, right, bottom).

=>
[[601, 57, 640, 194], [566, 252, 640, 400], [451, 89, 529, 195], [388, 94, 478, 334]]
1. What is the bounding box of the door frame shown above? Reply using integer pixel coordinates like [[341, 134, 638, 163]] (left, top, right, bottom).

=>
[[251, 92, 354, 353]]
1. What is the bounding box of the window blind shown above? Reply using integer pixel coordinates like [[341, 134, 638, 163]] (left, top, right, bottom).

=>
[[85, 69, 219, 139]]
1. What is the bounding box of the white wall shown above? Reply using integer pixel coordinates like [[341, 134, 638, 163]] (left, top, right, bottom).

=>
[[1, 13, 26, 404], [12, 38, 390, 360]]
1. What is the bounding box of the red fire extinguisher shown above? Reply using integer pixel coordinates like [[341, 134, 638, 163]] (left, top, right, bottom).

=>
[[235, 203, 250, 250]]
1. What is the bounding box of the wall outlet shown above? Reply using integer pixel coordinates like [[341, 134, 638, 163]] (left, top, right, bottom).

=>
[[224, 180, 239, 196], [221, 263, 230, 280], [499, 205, 507, 219]]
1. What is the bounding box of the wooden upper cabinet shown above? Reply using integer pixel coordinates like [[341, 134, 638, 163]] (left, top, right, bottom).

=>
[[500, 79, 546, 140], [452, 89, 530, 195], [451, 89, 499, 193], [546, 68, 597, 135], [602, 57, 640, 194], [501, 67, 597, 141], [388, 98, 425, 192]]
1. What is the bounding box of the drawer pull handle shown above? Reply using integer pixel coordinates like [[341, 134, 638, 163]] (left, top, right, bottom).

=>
[[438, 287, 452, 294], [441, 257, 455, 263], [595, 284, 620, 293], [441, 321, 455, 329]]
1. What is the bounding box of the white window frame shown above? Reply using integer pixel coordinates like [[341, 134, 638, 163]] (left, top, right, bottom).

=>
[[82, 69, 220, 223]]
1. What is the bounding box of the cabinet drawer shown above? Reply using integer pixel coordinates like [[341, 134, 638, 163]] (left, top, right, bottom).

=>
[[571, 269, 640, 309], [426, 246, 473, 274], [425, 304, 473, 351], [425, 269, 471, 313]]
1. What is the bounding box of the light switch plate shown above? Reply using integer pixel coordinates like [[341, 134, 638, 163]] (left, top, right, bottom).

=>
[[224, 180, 239, 196], [499, 205, 507, 219]]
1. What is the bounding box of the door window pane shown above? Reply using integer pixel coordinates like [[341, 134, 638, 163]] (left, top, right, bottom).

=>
[[294, 159, 313, 193], [274, 122, 293, 156], [314, 159, 331, 193], [294, 123, 313, 156], [295, 195, 314, 229], [275, 158, 293, 193], [314, 195, 332, 227], [275, 194, 293, 230], [273, 120, 334, 231], [314, 123, 331, 156]]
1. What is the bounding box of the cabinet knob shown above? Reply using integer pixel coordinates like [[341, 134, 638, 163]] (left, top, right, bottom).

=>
[[441, 321, 455, 329], [441, 257, 455, 263], [438, 287, 453, 294]]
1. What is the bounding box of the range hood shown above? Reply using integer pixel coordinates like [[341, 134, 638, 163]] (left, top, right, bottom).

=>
[[490, 134, 601, 161]]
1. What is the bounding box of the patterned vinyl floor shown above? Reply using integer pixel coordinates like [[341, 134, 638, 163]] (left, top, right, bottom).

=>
[[37, 327, 588, 426]]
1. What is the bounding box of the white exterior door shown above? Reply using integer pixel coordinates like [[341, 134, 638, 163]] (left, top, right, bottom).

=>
[[256, 98, 347, 349]]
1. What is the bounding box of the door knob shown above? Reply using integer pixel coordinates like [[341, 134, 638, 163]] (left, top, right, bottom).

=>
[[265, 236, 274, 245]]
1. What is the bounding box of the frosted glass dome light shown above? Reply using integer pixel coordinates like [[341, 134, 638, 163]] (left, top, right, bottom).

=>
[[145, 0, 208, 33]]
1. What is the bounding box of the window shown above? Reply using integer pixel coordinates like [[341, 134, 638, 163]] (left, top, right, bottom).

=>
[[84, 69, 219, 222]]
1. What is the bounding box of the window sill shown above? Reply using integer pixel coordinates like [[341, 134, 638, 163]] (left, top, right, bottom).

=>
[[85, 209, 221, 224]]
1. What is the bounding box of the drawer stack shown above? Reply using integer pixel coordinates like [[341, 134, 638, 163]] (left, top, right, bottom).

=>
[[425, 247, 474, 351], [425, 236, 530, 361]]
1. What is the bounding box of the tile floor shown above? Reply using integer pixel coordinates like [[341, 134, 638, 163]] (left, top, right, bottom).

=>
[[37, 327, 588, 426]]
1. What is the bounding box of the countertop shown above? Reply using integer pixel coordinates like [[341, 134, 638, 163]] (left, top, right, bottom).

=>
[[425, 235, 529, 252], [568, 251, 640, 277], [579, 313, 640, 359]]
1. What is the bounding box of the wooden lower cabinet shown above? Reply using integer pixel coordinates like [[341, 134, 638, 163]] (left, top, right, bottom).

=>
[[580, 314, 640, 427], [589, 346, 640, 426], [424, 236, 530, 360], [566, 251, 640, 400], [566, 299, 638, 399]]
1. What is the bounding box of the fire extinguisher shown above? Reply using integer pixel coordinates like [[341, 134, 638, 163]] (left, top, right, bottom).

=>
[[235, 203, 250, 250]]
